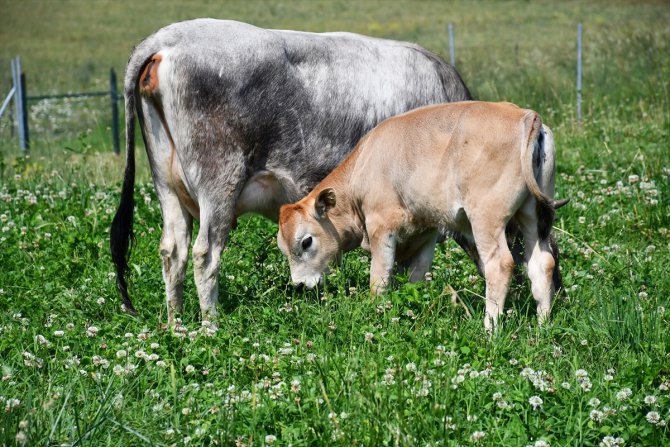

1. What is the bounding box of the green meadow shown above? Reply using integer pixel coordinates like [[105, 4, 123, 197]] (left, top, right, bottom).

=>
[[0, 1, 668, 445]]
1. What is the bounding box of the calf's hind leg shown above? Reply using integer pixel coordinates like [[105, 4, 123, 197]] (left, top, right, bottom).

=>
[[517, 204, 556, 324], [470, 220, 515, 331]]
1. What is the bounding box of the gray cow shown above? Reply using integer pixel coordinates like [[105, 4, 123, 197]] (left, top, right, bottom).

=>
[[110, 19, 471, 325]]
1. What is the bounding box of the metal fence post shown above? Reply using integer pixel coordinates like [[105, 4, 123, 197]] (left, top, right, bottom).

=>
[[11, 56, 29, 152], [577, 23, 582, 127], [110, 68, 120, 154], [448, 23, 456, 67], [20, 71, 29, 150]]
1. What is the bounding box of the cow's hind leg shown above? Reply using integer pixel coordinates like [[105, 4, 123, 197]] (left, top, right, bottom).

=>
[[470, 219, 515, 331], [517, 203, 556, 324], [158, 191, 193, 325], [191, 169, 247, 325]]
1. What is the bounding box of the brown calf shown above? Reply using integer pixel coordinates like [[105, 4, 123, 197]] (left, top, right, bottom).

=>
[[278, 101, 566, 330]]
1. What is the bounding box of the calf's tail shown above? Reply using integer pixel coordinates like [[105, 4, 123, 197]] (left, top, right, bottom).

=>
[[520, 111, 568, 240]]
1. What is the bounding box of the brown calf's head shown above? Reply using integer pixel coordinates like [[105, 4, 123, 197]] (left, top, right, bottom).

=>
[[277, 188, 342, 289]]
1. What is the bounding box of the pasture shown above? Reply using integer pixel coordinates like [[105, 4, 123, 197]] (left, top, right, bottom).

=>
[[1, 1, 669, 445]]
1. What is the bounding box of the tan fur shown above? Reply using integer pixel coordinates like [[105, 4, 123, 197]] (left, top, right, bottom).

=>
[[278, 101, 562, 330]]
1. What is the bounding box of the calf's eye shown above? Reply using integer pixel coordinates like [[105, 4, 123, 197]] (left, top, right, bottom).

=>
[[301, 236, 313, 251]]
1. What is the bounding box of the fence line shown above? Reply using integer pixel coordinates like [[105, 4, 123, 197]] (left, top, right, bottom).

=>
[[3, 24, 586, 154], [3, 56, 121, 155]]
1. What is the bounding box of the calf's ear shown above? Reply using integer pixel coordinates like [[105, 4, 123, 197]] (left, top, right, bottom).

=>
[[315, 188, 337, 218]]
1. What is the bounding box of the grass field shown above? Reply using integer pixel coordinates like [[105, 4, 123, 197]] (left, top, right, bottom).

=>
[[1, 1, 669, 446]]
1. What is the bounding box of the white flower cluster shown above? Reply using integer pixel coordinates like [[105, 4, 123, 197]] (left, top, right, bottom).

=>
[[520, 367, 554, 392], [575, 369, 592, 392]]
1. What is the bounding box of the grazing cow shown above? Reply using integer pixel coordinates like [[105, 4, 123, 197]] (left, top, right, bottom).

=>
[[110, 19, 472, 324], [277, 101, 567, 330]]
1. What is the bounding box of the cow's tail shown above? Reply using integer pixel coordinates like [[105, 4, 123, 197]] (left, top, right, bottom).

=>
[[520, 111, 568, 241], [110, 58, 142, 315]]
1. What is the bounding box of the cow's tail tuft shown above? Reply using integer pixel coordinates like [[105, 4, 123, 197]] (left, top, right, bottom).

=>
[[110, 69, 139, 315]]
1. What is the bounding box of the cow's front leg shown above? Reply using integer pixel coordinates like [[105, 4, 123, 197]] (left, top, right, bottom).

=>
[[405, 232, 438, 283], [369, 229, 398, 296]]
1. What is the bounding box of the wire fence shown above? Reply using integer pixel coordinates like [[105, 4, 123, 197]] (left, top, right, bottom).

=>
[[1, 23, 586, 155], [1, 60, 120, 154]]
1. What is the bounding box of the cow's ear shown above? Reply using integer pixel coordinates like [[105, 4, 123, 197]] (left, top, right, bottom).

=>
[[315, 188, 337, 218]]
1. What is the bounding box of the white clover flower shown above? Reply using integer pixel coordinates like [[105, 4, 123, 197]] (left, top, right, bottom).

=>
[[15, 431, 27, 445], [575, 369, 589, 380], [509, 358, 518, 366], [5, 398, 20, 412], [35, 335, 50, 346], [590, 409, 605, 422], [181, 407, 191, 416], [615, 388, 632, 401], [264, 434, 277, 445], [97, 297, 105, 305], [150, 342, 160, 349], [66, 323, 75, 331], [116, 350, 127, 358], [599, 436, 625, 447], [588, 397, 601, 407], [156, 360, 167, 368], [645, 411, 661, 424], [497, 400, 511, 410], [113, 364, 124, 376], [470, 431, 486, 442], [185, 365, 195, 374], [580, 379, 593, 392], [533, 441, 550, 447], [86, 326, 98, 337], [528, 396, 543, 410], [520, 367, 535, 378], [364, 332, 374, 342], [53, 330, 64, 337], [644, 395, 657, 405]]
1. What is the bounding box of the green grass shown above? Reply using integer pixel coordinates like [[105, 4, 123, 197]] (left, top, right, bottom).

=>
[[1, 1, 669, 446]]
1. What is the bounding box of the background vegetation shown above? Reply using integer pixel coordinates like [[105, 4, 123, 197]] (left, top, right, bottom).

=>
[[0, 1, 668, 445]]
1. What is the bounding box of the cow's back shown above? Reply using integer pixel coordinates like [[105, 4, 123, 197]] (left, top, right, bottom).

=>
[[127, 19, 470, 194]]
